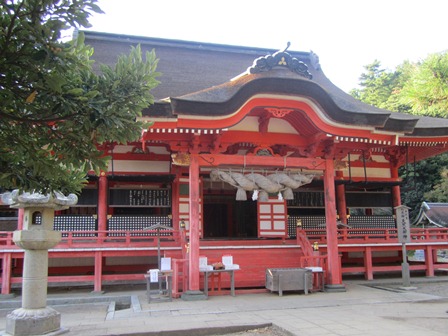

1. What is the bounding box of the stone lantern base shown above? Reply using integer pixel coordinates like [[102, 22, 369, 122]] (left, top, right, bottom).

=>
[[1, 190, 77, 336], [5, 307, 68, 336]]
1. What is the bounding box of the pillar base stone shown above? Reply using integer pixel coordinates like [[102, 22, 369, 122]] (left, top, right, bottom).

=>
[[324, 284, 347, 292], [181, 290, 208, 301], [5, 307, 68, 336], [90, 290, 105, 295]]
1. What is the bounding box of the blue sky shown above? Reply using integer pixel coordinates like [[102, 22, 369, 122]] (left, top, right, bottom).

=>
[[87, 0, 448, 92]]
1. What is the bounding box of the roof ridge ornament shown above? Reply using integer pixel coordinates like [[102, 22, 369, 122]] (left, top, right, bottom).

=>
[[247, 42, 313, 79]]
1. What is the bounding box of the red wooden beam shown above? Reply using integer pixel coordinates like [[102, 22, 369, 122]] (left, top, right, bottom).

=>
[[197, 154, 326, 170]]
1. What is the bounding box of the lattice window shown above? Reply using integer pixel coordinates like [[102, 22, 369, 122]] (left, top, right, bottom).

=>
[[347, 215, 396, 235], [107, 216, 172, 237], [348, 215, 396, 229], [288, 216, 326, 237], [53, 215, 97, 237], [288, 215, 396, 237]]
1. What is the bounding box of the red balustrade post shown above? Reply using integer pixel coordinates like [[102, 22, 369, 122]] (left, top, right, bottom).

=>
[[364, 247, 373, 280], [425, 245, 435, 277], [93, 251, 103, 293]]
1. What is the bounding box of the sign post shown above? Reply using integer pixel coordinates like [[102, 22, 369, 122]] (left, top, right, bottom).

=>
[[395, 205, 411, 287]]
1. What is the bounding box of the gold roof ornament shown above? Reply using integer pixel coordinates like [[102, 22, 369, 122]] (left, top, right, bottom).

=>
[[171, 153, 191, 166]]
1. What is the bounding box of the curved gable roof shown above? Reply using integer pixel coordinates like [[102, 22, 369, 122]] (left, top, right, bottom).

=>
[[154, 50, 448, 137], [83, 31, 448, 138]]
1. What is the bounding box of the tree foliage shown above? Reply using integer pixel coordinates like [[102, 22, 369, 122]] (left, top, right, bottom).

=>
[[351, 54, 448, 218], [398, 52, 448, 117], [350, 60, 413, 113], [351, 60, 397, 109], [400, 153, 448, 218], [0, 0, 160, 194], [424, 168, 448, 202]]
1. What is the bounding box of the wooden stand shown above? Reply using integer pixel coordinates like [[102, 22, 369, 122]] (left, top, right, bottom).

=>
[[145, 270, 173, 302]]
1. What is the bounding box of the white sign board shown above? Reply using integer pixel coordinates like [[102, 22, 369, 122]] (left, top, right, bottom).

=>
[[161, 257, 171, 271], [395, 205, 411, 243], [149, 269, 159, 283]]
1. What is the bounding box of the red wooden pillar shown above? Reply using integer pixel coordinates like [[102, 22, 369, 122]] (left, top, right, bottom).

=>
[[335, 171, 347, 225], [93, 251, 103, 292], [171, 174, 180, 231], [391, 165, 401, 207], [1, 253, 12, 295], [425, 245, 435, 277], [188, 155, 200, 291], [324, 159, 345, 291], [364, 247, 373, 280], [97, 173, 108, 236], [17, 208, 24, 230]]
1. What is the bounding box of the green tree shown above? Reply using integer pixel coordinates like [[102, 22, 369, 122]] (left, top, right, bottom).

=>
[[0, 0, 159, 195], [424, 168, 448, 202], [398, 52, 448, 117], [350, 60, 412, 113], [397, 52, 448, 206], [400, 154, 448, 218], [351, 57, 448, 219]]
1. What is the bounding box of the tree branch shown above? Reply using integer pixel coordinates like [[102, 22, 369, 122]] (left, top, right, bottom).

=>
[[0, 1, 25, 58]]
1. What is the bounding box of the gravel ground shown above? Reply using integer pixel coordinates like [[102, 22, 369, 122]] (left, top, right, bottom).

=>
[[210, 326, 292, 336], [215, 281, 448, 336], [407, 281, 448, 297]]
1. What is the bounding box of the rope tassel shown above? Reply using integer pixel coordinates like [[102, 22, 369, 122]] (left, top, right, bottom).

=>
[[236, 188, 247, 201]]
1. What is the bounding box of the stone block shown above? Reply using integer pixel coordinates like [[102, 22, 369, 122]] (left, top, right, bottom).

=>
[[6, 307, 62, 336]]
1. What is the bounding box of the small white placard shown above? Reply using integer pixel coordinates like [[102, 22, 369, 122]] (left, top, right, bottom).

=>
[[222, 255, 233, 266], [149, 269, 159, 283], [161, 257, 171, 271], [199, 256, 208, 267]]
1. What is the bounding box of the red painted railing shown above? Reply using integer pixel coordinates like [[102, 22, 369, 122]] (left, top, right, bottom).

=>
[[0, 232, 14, 248], [1, 228, 448, 249], [304, 227, 448, 244], [0, 229, 181, 249]]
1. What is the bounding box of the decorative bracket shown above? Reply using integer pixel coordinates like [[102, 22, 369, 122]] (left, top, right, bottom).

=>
[[265, 107, 294, 118]]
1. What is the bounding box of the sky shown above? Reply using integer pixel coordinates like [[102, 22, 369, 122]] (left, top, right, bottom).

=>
[[86, 0, 448, 93]]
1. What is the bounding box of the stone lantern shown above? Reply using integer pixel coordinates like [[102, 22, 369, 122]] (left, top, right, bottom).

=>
[[1, 190, 77, 336]]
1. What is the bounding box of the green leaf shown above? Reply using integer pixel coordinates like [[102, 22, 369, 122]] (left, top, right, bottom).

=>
[[0, 0, 159, 194]]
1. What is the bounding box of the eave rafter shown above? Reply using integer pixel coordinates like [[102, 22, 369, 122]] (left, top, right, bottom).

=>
[[141, 96, 433, 163]]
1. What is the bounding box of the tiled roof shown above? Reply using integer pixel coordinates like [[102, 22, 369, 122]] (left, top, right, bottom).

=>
[[413, 202, 448, 227]]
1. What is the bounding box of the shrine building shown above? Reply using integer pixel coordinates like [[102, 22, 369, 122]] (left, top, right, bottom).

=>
[[1, 31, 448, 295]]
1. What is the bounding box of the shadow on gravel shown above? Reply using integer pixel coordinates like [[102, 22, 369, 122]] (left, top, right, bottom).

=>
[[113, 324, 294, 336]]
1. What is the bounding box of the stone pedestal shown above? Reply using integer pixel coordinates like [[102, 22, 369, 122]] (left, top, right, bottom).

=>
[[324, 284, 347, 292], [6, 307, 64, 336], [1, 191, 77, 336], [181, 290, 208, 301]]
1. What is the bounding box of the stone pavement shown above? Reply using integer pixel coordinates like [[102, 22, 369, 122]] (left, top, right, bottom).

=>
[[1, 277, 448, 336]]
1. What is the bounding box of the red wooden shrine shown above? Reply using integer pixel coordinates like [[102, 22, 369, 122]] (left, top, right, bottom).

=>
[[2, 32, 448, 295]]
